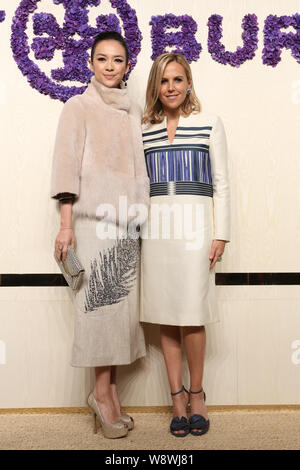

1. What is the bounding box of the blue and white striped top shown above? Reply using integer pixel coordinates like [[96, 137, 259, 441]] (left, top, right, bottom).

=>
[[142, 111, 231, 241], [142, 112, 221, 198]]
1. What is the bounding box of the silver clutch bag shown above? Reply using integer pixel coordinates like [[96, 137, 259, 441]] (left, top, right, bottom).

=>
[[54, 245, 85, 290]]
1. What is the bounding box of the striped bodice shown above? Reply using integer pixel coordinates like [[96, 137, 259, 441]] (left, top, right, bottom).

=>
[[142, 115, 214, 198]]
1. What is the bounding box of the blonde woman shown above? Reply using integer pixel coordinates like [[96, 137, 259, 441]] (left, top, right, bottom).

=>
[[141, 53, 230, 437]]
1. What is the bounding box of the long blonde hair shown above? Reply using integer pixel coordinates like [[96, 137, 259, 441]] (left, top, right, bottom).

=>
[[142, 53, 201, 125]]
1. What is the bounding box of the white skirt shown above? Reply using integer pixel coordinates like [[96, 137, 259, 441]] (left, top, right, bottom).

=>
[[140, 195, 220, 326]]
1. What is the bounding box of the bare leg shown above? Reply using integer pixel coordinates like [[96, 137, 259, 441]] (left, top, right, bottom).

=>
[[182, 326, 208, 432], [160, 324, 189, 435], [93, 366, 120, 423], [110, 365, 122, 416]]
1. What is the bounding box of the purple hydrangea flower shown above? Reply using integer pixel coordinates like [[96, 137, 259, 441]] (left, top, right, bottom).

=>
[[207, 14, 259, 67], [0, 11, 6, 22]]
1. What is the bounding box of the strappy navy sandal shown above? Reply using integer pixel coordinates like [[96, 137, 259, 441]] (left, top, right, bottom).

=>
[[189, 387, 210, 436], [170, 385, 190, 437]]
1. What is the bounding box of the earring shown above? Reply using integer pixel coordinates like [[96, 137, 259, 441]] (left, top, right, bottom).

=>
[[186, 88, 191, 95]]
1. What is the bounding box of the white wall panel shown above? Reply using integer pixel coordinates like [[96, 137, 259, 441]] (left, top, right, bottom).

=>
[[1, 286, 299, 408]]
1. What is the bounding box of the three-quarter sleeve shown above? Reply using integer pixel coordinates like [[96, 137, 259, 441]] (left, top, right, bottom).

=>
[[209, 116, 231, 242], [56, 192, 76, 203], [50, 97, 85, 200]]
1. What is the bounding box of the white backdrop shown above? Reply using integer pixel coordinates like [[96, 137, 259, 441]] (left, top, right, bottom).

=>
[[0, 0, 300, 408]]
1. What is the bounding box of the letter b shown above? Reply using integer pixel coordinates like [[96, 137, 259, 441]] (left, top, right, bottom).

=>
[[150, 13, 202, 63]]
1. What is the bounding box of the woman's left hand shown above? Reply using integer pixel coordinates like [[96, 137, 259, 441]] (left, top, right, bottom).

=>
[[209, 240, 226, 269]]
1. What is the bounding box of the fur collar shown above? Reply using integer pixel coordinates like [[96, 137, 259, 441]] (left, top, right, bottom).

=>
[[89, 75, 130, 112]]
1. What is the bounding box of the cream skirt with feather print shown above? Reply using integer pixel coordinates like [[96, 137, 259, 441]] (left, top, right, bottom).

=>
[[70, 215, 146, 368]]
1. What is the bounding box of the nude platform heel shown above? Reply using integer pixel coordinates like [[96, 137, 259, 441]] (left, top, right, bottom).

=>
[[119, 413, 134, 430], [87, 392, 128, 439]]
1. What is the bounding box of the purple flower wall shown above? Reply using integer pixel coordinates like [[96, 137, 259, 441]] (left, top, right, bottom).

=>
[[10, 0, 142, 102], [7, 2, 300, 102]]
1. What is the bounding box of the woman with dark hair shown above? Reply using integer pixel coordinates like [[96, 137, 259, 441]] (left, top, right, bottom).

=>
[[50, 31, 149, 439], [141, 52, 230, 437]]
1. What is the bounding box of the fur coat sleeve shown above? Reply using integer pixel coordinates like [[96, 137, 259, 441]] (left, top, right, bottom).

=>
[[50, 96, 85, 200]]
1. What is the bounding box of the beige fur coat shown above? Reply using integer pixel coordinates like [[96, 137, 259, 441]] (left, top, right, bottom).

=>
[[50, 75, 150, 224]]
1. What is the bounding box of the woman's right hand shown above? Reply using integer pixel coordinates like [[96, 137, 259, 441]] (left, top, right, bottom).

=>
[[55, 228, 75, 262]]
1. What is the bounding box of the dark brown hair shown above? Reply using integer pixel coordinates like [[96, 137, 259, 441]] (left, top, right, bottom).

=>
[[91, 31, 129, 65]]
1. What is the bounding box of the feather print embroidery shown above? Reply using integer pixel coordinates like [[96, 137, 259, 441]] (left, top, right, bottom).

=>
[[84, 238, 140, 313]]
